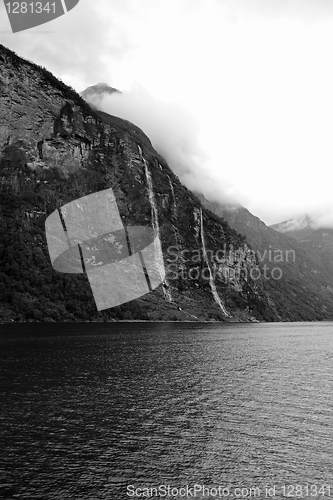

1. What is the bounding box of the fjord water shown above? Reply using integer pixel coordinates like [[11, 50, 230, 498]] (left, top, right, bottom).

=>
[[1, 322, 333, 499]]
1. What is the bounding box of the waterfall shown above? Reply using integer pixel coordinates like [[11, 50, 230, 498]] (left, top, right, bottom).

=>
[[167, 174, 177, 214], [166, 174, 187, 276], [138, 145, 172, 301], [200, 208, 229, 316]]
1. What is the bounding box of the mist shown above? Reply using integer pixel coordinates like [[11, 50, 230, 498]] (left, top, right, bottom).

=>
[[272, 205, 333, 231], [82, 85, 240, 207], [304, 207, 333, 230]]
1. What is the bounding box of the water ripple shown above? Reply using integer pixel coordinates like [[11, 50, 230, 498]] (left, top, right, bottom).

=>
[[0, 322, 333, 499]]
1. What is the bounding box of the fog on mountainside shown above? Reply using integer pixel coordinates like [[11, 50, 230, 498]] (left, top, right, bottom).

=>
[[80, 83, 240, 207], [82, 84, 333, 232]]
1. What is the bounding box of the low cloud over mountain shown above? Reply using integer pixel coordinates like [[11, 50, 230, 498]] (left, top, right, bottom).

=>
[[81, 83, 240, 207]]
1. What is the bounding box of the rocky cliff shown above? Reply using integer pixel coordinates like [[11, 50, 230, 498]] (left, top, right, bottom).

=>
[[0, 44, 277, 322]]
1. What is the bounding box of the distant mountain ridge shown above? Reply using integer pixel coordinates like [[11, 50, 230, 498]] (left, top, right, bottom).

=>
[[271, 213, 333, 291], [270, 214, 315, 234]]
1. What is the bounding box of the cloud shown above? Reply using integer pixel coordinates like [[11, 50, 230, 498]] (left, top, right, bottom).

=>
[[271, 204, 333, 230], [310, 207, 333, 230], [0, 0, 134, 89], [224, 0, 333, 22], [2, 0, 333, 225], [83, 84, 239, 206]]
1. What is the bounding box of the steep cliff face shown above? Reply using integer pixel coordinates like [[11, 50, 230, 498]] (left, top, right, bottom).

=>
[[0, 45, 277, 322]]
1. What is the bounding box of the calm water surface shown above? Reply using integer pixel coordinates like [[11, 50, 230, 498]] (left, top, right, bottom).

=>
[[1, 322, 333, 499]]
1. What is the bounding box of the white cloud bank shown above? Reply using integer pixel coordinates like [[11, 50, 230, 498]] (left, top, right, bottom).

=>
[[84, 85, 240, 206]]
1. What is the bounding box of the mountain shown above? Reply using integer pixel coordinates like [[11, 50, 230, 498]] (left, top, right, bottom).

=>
[[197, 196, 333, 321], [0, 44, 277, 323], [271, 214, 333, 289], [80, 82, 120, 103], [270, 214, 314, 235]]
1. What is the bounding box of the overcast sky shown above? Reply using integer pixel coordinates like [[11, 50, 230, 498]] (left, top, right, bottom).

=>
[[1, 0, 333, 225]]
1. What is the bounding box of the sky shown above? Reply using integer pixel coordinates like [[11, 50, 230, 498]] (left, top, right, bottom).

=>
[[1, 0, 333, 225]]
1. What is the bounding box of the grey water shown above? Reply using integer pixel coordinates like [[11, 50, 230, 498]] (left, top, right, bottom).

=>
[[1, 322, 333, 499]]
